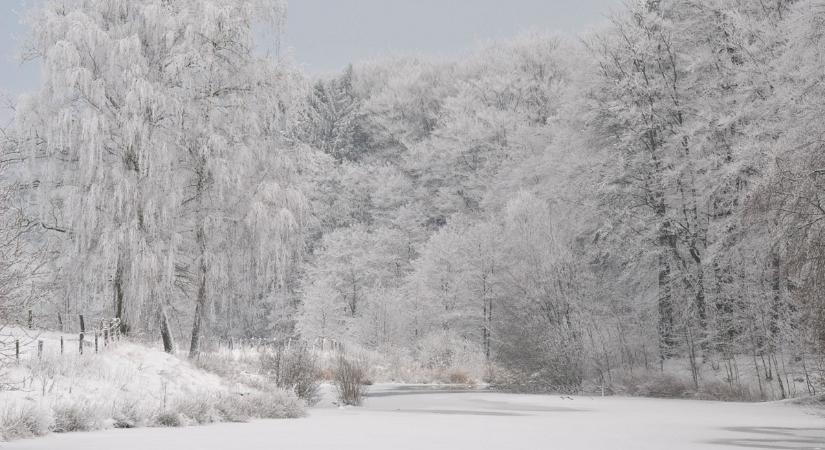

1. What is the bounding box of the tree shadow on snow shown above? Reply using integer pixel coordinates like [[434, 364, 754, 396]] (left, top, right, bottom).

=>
[[707, 426, 825, 449], [388, 409, 528, 417], [366, 388, 485, 398]]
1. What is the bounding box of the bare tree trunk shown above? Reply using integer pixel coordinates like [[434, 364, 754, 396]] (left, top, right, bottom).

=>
[[769, 250, 782, 340], [188, 156, 209, 359], [189, 222, 208, 359], [160, 303, 175, 354], [481, 273, 491, 361], [693, 252, 706, 330], [657, 238, 675, 364], [114, 252, 128, 335]]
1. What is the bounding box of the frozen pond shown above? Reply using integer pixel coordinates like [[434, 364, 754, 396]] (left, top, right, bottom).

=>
[[5, 385, 824, 450]]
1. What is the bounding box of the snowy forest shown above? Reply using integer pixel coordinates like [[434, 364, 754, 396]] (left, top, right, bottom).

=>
[[2, 0, 825, 412]]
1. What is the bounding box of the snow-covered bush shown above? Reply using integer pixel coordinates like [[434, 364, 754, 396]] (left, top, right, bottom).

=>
[[260, 346, 322, 405], [172, 395, 223, 426], [51, 399, 107, 433], [164, 390, 303, 426], [112, 395, 155, 429], [153, 412, 182, 428], [241, 390, 304, 419], [0, 402, 51, 441]]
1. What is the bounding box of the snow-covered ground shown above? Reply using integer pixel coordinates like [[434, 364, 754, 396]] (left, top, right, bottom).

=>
[[3, 384, 823, 450], [1, 326, 235, 406]]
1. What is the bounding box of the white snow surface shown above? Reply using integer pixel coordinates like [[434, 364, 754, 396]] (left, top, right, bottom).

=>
[[4, 384, 824, 450]]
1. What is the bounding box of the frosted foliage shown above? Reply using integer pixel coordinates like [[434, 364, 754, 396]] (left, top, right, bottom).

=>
[[289, 2, 824, 398], [5, 0, 825, 402], [15, 0, 305, 347]]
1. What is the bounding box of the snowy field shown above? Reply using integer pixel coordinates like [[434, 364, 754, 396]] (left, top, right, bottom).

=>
[[3, 385, 823, 450]]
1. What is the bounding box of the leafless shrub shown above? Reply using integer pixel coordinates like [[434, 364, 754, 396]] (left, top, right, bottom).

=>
[[618, 372, 694, 399], [334, 353, 368, 406], [260, 346, 321, 405], [446, 370, 475, 385], [696, 381, 753, 402]]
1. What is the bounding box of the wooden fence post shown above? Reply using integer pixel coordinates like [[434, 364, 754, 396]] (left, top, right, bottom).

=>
[[94, 332, 98, 353], [60, 336, 64, 355], [79, 332, 84, 355], [15, 339, 19, 362], [37, 340, 43, 360]]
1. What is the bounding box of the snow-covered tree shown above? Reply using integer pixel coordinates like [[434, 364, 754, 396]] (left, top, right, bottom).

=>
[[16, 0, 306, 356]]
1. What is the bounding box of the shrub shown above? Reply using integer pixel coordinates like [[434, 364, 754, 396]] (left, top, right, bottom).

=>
[[619, 372, 694, 399], [334, 354, 368, 406], [697, 381, 752, 402], [173, 395, 221, 425], [51, 399, 106, 433], [209, 390, 303, 421], [495, 334, 585, 393], [447, 370, 474, 385], [242, 390, 304, 419], [153, 411, 182, 427], [215, 394, 252, 423], [0, 402, 52, 441], [112, 397, 154, 428], [260, 346, 322, 405]]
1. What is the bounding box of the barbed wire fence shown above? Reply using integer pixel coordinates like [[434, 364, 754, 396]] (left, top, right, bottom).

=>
[[3, 307, 346, 367], [1, 313, 124, 366]]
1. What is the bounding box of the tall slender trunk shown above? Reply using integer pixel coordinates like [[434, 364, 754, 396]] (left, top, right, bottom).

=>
[[160, 303, 175, 354], [657, 223, 675, 362], [484, 296, 493, 361], [769, 250, 782, 341], [113, 252, 127, 335], [189, 221, 208, 359], [482, 274, 491, 361], [690, 246, 706, 327], [188, 162, 209, 359]]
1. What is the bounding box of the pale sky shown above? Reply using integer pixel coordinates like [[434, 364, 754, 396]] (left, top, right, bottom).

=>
[[0, 0, 619, 121]]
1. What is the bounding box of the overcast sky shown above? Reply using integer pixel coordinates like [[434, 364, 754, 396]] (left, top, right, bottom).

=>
[[1, 0, 619, 121], [284, 0, 620, 73]]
